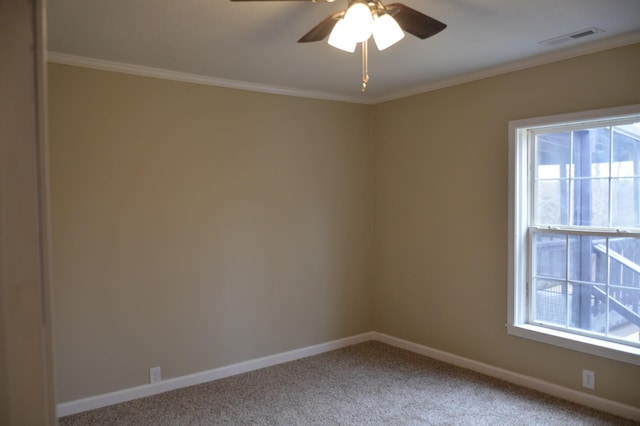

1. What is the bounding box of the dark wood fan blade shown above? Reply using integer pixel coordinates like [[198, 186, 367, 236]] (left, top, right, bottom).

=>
[[386, 3, 446, 40], [297, 11, 344, 43]]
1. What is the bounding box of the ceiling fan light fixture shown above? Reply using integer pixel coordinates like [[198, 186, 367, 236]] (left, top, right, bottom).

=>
[[372, 13, 404, 50], [342, 2, 373, 42], [328, 18, 357, 52]]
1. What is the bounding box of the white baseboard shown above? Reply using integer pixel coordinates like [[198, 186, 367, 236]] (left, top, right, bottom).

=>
[[57, 331, 640, 422], [56, 331, 375, 417], [372, 332, 640, 422]]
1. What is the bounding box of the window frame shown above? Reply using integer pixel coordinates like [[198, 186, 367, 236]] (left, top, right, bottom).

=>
[[508, 104, 640, 366]]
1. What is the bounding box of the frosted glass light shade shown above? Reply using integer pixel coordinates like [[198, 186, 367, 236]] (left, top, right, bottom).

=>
[[328, 18, 357, 52], [343, 2, 373, 43], [372, 13, 405, 50]]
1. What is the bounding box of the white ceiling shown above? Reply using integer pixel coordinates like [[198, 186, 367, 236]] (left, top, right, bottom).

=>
[[47, 0, 640, 103]]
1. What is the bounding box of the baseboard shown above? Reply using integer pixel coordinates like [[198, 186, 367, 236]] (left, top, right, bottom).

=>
[[372, 332, 640, 422], [57, 330, 640, 422], [56, 331, 375, 417]]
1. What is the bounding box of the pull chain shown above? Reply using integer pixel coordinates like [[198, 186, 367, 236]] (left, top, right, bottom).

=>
[[361, 40, 369, 92]]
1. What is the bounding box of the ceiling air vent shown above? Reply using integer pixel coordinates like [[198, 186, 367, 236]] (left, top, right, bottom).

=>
[[539, 27, 604, 47]]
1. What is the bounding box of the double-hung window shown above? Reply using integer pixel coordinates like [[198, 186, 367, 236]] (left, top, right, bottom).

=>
[[509, 105, 640, 364]]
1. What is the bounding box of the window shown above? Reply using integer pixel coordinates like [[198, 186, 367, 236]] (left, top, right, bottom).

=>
[[509, 105, 640, 365]]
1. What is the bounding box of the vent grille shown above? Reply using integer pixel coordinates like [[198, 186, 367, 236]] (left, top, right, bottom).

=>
[[539, 28, 604, 46]]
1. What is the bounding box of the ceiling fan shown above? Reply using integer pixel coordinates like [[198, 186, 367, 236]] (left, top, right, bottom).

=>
[[230, 0, 447, 91]]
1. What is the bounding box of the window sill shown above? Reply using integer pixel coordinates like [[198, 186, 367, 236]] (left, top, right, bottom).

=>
[[507, 323, 640, 366]]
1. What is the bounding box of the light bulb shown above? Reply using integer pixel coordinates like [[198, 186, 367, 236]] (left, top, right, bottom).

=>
[[372, 13, 404, 51], [328, 18, 357, 52], [343, 2, 373, 43]]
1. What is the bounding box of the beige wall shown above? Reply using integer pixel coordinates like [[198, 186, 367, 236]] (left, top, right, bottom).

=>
[[48, 64, 373, 402], [50, 43, 640, 409], [372, 43, 640, 407]]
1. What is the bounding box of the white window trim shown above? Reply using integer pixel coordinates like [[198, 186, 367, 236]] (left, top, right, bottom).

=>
[[508, 104, 640, 366]]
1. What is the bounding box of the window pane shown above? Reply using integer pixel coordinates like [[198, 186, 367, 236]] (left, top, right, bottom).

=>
[[568, 283, 605, 334], [611, 177, 640, 228], [608, 237, 640, 286], [612, 126, 639, 178], [533, 232, 566, 279], [568, 235, 605, 284], [534, 279, 566, 327], [607, 288, 640, 344], [571, 128, 610, 177], [535, 179, 569, 225], [536, 132, 571, 172]]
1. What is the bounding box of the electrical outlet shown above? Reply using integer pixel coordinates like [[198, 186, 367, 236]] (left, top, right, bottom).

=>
[[582, 369, 595, 390], [150, 367, 161, 384]]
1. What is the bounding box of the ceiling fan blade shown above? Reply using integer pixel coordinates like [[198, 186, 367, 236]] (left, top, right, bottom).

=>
[[297, 10, 344, 43], [386, 3, 446, 40]]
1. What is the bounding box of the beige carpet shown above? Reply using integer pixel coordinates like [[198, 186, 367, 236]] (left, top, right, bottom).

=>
[[59, 341, 637, 425]]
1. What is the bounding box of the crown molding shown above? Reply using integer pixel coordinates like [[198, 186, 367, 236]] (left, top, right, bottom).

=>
[[48, 31, 640, 106], [46, 52, 370, 105], [371, 31, 640, 104]]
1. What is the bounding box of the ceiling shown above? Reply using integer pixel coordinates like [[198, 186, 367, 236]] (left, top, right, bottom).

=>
[[47, 0, 640, 103]]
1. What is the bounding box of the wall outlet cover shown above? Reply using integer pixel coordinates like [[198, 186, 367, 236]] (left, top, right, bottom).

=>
[[150, 367, 161, 384], [582, 369, 595, 390]]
